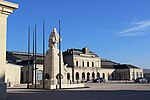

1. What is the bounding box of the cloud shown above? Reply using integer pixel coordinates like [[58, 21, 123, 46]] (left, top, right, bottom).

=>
[[118, 20, 150, 37]]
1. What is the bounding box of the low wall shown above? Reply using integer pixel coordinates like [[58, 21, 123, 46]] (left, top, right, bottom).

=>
[[51, 84, 85, 89], [29, 83, 85, 90]]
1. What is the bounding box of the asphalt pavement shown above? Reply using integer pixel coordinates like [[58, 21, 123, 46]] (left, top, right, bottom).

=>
[[7, 83, 150, 100]]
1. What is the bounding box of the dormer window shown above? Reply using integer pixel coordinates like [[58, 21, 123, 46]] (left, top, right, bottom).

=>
[[82, 47, 89, 54]]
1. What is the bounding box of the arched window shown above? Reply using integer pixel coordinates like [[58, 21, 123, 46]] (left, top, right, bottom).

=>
[[87, 72, 90, 81], [97, 72, 100, 78], [76, 72, 79, 80], [67, 73, 70, 80], [92, 72, 95, 80], [103, 73, 105, 79], [82, 72, 85, 80]]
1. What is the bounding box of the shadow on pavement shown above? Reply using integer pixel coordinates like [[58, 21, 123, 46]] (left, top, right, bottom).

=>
[[7, 89, 150, 100]]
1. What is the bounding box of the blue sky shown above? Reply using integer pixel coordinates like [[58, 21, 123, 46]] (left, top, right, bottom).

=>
[[7, 0, 150, 69]]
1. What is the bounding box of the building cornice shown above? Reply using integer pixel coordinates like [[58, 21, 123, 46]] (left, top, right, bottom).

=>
[[0, 1, 18, 15]]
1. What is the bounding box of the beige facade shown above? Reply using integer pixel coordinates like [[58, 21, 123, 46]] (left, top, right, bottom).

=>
[[63, 48, 115, 83], [129, 68, 143, 80], [5, 62, 21, 87], [0, 0, 18, 100]]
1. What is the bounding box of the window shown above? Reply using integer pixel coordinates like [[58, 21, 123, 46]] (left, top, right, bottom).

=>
[[140, 72, 142, 77], [67, 73, 70, 80], [97, 72, 100, 78], [136, 72, 138, 78], [36, 71, 42, 81], [76, 61, 78, 67], [82, 72, 85, 80], [103, 73, 105, 79], [21, 71, 24, 82], [132, 72, 135, 80], [76, 72, 79, 80], [92, 62, 94, 67], [92, 72, 95, 79], [82, 61, 84, 67], [87, 72, 90, 81], [87, 62, 89, 67]]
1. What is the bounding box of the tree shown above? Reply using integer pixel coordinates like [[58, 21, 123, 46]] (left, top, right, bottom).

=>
[[45, 73, 50, 80]]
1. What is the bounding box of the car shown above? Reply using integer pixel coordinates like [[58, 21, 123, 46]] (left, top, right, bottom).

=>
[[135, 77, 147, 83], [145, 77, 150, 83], [93, 77, 106, 83]]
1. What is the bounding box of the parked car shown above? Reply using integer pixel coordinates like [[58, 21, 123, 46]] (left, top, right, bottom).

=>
[[135, 77, 147, 83], [145, 77, 150, 83], [93, 78, 106, 83]]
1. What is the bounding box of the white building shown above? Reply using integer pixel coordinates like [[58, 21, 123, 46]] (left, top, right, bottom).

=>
[[5, 62, 21, 87]]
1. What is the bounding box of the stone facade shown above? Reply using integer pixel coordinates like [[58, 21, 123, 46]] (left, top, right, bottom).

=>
[[45, 28, 66, 85], [5, 62, 21, 87], [63, 48, 116, 83], [0, 0, 18, 99]]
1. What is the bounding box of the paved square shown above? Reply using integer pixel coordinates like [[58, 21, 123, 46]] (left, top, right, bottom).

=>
[[7, 83, 150, 100]]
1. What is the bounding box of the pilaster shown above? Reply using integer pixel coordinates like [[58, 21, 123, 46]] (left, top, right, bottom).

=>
[[0, 0, 18, 100]]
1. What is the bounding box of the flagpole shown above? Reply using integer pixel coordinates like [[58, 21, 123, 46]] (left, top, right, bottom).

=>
[[27, 26, 30, 89], [32, 29, 35, 85], [58, 20, 61, 89], [43, 20, 45, 89], [35, 24, 37, 89]]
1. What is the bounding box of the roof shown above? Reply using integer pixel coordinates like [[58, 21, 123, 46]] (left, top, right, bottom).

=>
[[114, 64, 140, 69], [6, 51, 44, 65], [101, 58, 118, 69], [143, 69, 150, 73], [63, 47, 99, 58]]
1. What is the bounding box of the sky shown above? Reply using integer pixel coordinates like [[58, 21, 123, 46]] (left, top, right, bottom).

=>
[[6, 0, 150, 69]]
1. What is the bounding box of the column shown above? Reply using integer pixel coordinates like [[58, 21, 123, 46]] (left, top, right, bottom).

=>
[[0, 0, 18, 100]]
